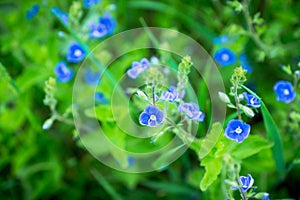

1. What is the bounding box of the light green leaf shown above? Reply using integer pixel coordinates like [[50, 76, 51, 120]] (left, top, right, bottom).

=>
[[230, 135, 273, 160], [198, 122, 223, 159], [200, 156, 222, 191]]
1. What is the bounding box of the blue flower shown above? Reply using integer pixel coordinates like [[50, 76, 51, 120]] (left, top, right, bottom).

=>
[[274, 80, 296, 103], [54, 62, 74, 82], [178, 102, 205, 122], [213, 35, 230, 45], [99, 13, 116, 35], [139, 106, 164, 127], [84, 0, 100, 8], [51, 7, 68, 26], [214, 48, 236, 67], [84, 67, 101, 85], [126, 58, 150, 79], [240, 53, 253, 73], [160, 86, 179, 102], [89, 23, 108, 38], [262, 193, 270, 200], [26, 4, 40, 20], [243, 92, 260, 108], [225, 119, 250, 143], [240, 174, 254, 192], [66, 43, 86, 63], [95, 92, 108, 104]]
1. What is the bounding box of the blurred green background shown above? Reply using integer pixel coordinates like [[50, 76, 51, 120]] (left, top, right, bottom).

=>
[[1, 0, 300, 199]]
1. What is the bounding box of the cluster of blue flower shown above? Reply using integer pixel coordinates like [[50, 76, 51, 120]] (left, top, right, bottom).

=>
[[126, 57, 205, 127], [36, 0, 115, 104]]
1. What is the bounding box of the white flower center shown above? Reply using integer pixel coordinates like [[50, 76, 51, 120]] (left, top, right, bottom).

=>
[[74, 49, 82, 57], [150, 115, 156, 121], [250, 97, 256, 105], [221, 53, 229, 61], [235, 126, 242, 134], [283, 89, 290, 95]]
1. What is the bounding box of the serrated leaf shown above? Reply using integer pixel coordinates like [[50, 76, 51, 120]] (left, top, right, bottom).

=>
[[198, 122, 223, 159], [200, 156, 222, 191], [231, 135, 273, 160]]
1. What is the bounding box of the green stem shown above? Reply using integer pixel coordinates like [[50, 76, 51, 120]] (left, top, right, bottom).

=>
[[235, 170, 247, 200], [242, 0, 269, 53], [234, 83, 242, 121]]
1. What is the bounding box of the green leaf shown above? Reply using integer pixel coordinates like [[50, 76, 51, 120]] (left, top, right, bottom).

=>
[[198, 122, 223, 159], [200, 156, 222, 191], [241, 85, 285, 178], [230, 135, 273, 160]]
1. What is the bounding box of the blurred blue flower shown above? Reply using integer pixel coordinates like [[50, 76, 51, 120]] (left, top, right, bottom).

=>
[[89, 23, 107, 38], [89, 13, 116, 38], [160, 86, 179, 102], [178, 102, 205, 122], [213, 35, 230, 45], [84, 0, 100, 8], [51, 7, 68, 26], [67, 43, 86, 63], [84, 67, 101, 85], [214, 48, 236, 67], [243, 92, 260, 108], [26, 4, 40, 20], [262, 193, 270, 200], [54, 62, 74, 82], [240, 53, 253, 73], [99, 13, 116, 35], [95, 92, 108, 104], [240, 174, 254, 192], [139, 106, 164, 127], [126, 58, 150, 79], [225, 119, 250, 143], [274, 80, 296, 103]]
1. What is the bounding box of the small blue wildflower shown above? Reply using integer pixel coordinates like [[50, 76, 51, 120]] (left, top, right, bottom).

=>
[[139, 106, 164, 127], [243, 92, 260, 108], [126, 58, 150, 79], [225, 119, 250, 143], [84, 0, 100, 8], [99, 13, 116, 35], [160, 86, 179, 102], [274, 80, 296, 103], [84, 67, 101, 85], [213, 35, 230, 45], [26, 4, 40, 20], [51, 7, 68, 26], [178, 102, 205, 122], [54, 62, 74, 82], [262, 193, 270, 200], [214, 48, 236, 67], [95, 92, 108, 104], [240, 53, 253, 73], [89, 23, 107, 38], [66, 43, 86, 63], [240, 174, 254, 192]]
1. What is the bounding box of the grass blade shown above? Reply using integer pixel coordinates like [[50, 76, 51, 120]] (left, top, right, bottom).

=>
[[90, 168, 123, 200]]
